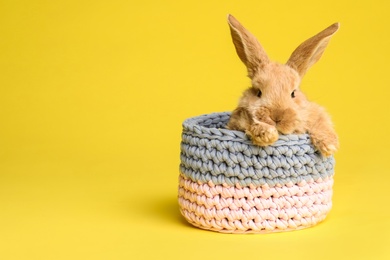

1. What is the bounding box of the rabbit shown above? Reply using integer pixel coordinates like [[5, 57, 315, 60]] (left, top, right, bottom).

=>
[[226, 15, 339, 157]]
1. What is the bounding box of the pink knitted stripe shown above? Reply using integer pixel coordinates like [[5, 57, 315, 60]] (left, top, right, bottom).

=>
[[178, 175, 333, 233]]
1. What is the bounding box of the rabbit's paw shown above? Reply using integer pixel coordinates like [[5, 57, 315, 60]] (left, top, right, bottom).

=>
[[246, 123, 279, 146], [311, 136, 338, 157]]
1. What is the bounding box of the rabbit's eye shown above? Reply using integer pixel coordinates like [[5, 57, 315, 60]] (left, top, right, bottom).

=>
[[257, 90, 262, 98], [291, 90, 296, 98]]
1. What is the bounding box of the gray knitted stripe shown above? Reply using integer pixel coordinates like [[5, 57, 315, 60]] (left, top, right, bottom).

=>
[[180, 112, 335, 187]]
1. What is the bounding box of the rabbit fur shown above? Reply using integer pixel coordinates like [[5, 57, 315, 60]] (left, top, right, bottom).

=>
[[226, 15, 339, 157]]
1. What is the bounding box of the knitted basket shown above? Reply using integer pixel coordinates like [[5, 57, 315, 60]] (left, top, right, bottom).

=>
[[178, 112, 335, 234]]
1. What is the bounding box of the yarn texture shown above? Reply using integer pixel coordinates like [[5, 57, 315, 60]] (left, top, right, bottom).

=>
[[178, 112, 335, 233]]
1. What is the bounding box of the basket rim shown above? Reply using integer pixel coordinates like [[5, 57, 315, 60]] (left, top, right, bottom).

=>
[[182, 112, 312, 147]]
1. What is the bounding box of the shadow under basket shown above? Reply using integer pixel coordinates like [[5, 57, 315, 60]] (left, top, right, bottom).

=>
[[178, 112, 335, 234]]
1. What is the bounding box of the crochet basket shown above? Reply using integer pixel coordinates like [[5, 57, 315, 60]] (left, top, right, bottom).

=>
[[178, 112, 335, 234]]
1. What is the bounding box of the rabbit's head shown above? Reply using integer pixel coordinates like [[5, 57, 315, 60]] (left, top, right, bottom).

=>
[[228, 15, 339, 134]]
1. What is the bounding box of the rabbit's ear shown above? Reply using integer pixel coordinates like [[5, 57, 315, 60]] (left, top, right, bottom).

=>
[[228, 14, 270, 78], [287, 23, 339, 78]]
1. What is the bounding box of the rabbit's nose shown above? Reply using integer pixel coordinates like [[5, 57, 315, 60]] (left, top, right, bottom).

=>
[[271, 110, 284, 123], [273, 115, 282, 122]]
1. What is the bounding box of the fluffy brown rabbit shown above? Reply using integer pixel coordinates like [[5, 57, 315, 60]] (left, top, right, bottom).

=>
[[226, 15, 339, 157]]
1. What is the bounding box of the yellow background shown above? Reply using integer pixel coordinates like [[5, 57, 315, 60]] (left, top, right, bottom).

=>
[[1, 0, 389, 259]]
